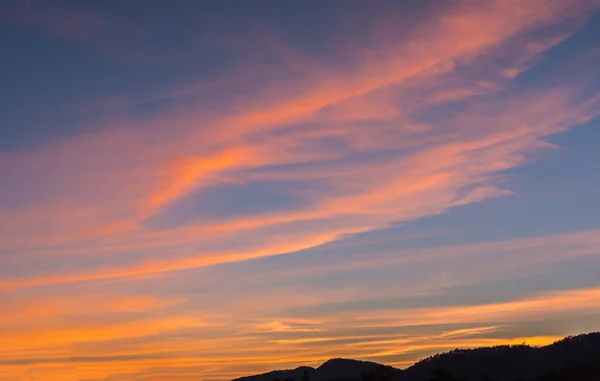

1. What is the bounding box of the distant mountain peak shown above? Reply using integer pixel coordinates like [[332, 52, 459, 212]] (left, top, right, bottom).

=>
[[232, 332, 600, 381], [318, 358, 378, 368]]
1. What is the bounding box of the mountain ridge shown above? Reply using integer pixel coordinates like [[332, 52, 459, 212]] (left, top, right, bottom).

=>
[[232, 332, 600, 381]]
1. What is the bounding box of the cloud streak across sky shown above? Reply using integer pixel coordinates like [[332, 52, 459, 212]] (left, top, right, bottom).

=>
[[1, 1, 600, 380]]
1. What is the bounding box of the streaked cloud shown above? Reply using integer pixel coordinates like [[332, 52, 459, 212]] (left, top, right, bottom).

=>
[[1, 1, 600, 380]]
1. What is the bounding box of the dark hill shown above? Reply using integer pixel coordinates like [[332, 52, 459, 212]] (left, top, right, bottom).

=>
[[397, 332, 600, 381], [233, 366, 315, 381], [232, 359, 398, 381], [232, 332, 600, 381], [316, 358, 398, 381]]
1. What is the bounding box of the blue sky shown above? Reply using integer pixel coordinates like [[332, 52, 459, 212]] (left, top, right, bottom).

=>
[[1, 1, 600, 380]]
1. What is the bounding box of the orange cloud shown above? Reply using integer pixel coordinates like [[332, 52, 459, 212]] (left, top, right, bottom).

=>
[[2, 1, 600, 380]]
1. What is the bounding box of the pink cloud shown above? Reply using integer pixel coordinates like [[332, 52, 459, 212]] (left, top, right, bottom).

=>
[[2, 0, 599, 281], [2, 1, 600, 379]]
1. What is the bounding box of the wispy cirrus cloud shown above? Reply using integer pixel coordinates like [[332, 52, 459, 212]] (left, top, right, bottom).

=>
[[2, 1, 600, 380]]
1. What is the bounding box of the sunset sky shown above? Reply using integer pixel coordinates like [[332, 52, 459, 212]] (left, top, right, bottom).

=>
[[2, 1, 600, 380]]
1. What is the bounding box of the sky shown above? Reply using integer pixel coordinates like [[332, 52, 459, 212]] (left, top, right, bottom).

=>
[[1, 0, 600, 380]]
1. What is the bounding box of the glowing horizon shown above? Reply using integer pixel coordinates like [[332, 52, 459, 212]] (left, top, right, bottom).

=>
[[2, 1, 600, 380]]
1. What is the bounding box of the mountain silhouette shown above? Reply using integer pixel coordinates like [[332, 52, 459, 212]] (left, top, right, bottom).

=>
[[397, 332, 600, 381], [232, 359, 397, 381], [233, 366, 315, 381], [316, 358, 397, 381], [232, 332, 600, 381]]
